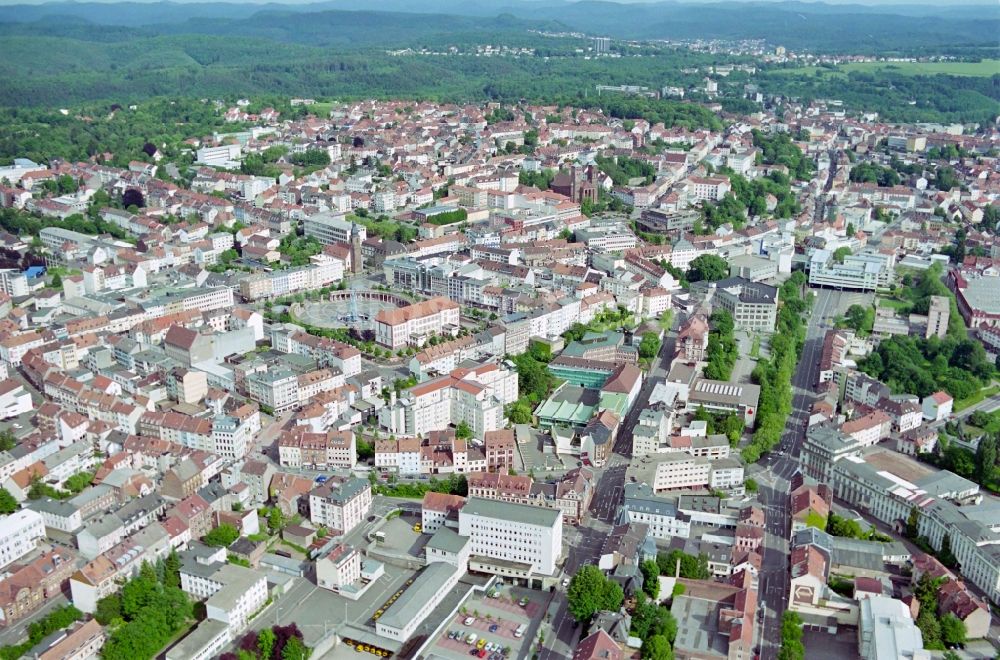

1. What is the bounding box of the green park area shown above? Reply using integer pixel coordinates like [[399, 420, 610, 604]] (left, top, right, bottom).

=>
[[772, 59, 1000, 78]]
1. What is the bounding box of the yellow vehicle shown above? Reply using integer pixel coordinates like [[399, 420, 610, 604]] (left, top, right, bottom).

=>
[[413, 523, 422, 532], [476, 639, 487, 650]]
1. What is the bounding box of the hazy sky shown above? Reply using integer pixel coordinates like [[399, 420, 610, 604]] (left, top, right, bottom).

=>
[[2, 0, 996, 6]]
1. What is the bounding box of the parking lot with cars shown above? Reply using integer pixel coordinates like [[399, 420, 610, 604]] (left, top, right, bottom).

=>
[[426, 583, 540, 660]]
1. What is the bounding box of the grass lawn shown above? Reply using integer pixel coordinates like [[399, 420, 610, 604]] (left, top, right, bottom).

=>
[[749, 334, 761, 359], [769, 59, 1000, 78], [310, 102, 334, 117], [840, 59, 1000, 77], [876, 297, 911, 312], [955, 384, 1000, 412]]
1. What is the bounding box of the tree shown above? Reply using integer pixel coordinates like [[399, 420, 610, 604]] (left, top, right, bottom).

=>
[[777, 611, 805, 660], [826, 512, 863, 539], [744, 478, 758, 494], [975, 434, 997, 484], [686, 254, 729, 282], [50, 272, 62, 288], [268, 507, 286, 533], [843, 304, 874, 335], [905, 507, 920, 539], [657, 550, 710, 580], [640, 635, 673, 660], [506, 398, 533, 425], [94, 594, 122, 625], [281, 636, 310, 660], [833, 246, 852, 263], [203, 523, 240, 547], [455, 421, 473, 440], [0, 430, 14, 452], [640, 560, 660, 599], [917, 609, 943, 649], [639, 332, 661, 360], [939, 613, 966, 647], [164, 549, 181, 590], [258, 628, 277, 660], [567, 565, 623, 624], [0, 488, 17, 514], [939, 533, 958, 568]]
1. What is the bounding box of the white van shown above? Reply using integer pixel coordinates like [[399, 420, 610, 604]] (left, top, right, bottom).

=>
[[514, 624, 527, 638], [466, 633, 478, 645]]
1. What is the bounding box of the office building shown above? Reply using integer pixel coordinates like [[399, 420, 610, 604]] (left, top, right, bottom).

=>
[[304, 213, 367, 245], [710, 277, 779, 332], [458, 497, 562, 577]]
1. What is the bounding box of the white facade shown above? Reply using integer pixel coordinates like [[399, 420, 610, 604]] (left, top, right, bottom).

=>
[[458, 497, 562, 576], [0, 510, 45, 567]]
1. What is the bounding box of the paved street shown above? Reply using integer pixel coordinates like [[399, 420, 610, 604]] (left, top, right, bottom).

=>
[[755, 285, 841, 658], [538, 315, 681, 658]]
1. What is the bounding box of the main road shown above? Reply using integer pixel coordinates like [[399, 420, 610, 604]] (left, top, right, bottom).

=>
[[754, 286, 841, 658]]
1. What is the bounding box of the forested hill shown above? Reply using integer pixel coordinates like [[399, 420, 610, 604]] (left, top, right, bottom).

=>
[[0, 1, 996, 121], [0, 1, 997, 52]]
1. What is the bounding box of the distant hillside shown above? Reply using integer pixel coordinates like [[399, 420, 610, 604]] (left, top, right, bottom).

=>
[[0, 0, 996, 51]]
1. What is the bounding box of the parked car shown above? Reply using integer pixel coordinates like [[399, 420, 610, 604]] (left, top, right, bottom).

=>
[[464, 617, 475, 626], [489, 624, 498, 633]]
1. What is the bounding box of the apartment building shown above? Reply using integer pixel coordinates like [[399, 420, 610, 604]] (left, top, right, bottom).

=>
[[308, 477, 372, 535], [458, 497, 563, 576], [316, 543, 361, 593], [374, 297, 461, 349], [278, 429, 356, 470], [378, 362, 518, 439], [181, 562, 268, 636], [421, 492, 467, 534], [651, 452, 745, 494], [0, 380, 32, 420], [620, 482, 691, 540], [0, 547, 75, 625], [0, 510, 45, 568], [687, 176, 731, 202], [710, 277, 779, 332], [246, 368, 299, 413], [840, 410, 892, 447]]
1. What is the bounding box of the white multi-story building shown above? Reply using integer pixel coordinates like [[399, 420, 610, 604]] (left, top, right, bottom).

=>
[[0, 379, 32, 419], [0, 510, 45, 568], [303, 213, 367, 245], [687, 176, 731, 202], [458, 497, 562, 576], [246, 368, 299, 413], [651, 453, 745, 494], [710, 277, 779, 332], [858, 596, 926, 660], [809, 250, 895, 292], [620, 483, 691, 541], [316, 543, 361, 593], [196, 144, 242, 167], [308, 477, 372, 535], [181, 563, 268, 636], [378, 362, 518, 439], [374, 297, 460, 349]]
